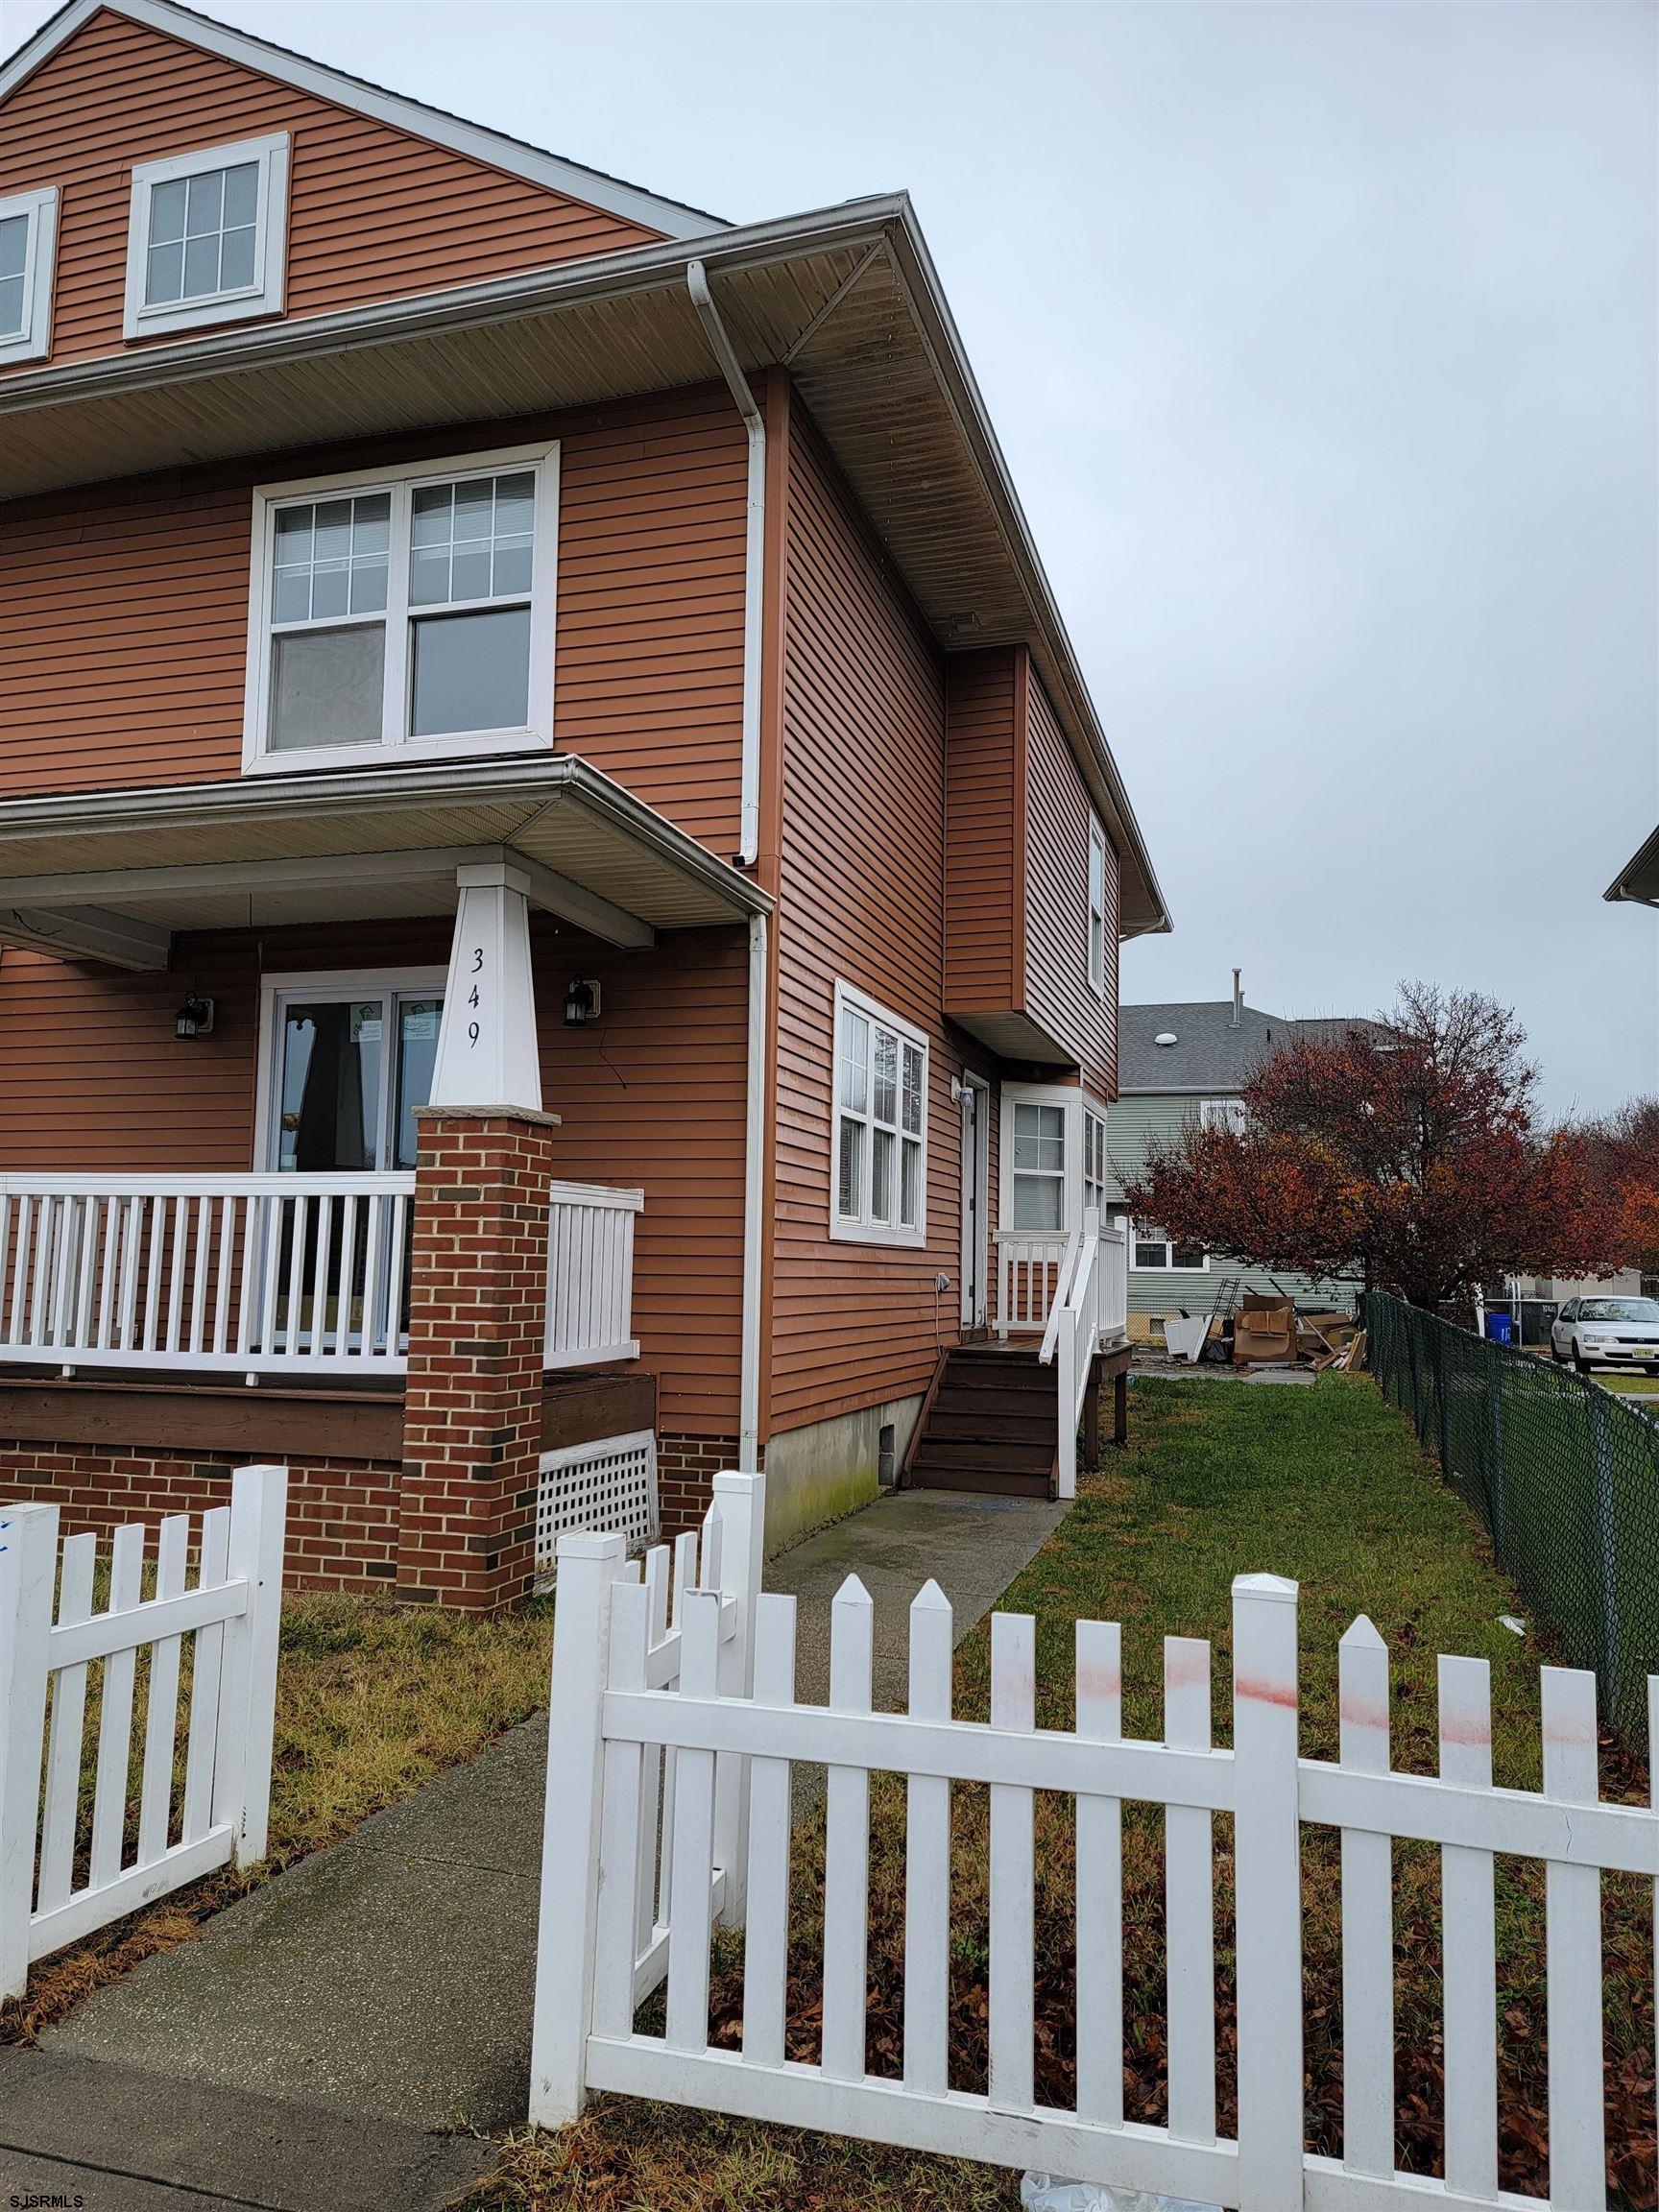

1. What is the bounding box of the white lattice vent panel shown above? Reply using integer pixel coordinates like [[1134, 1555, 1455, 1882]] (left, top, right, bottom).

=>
[[536, 1430, 659, 1582]]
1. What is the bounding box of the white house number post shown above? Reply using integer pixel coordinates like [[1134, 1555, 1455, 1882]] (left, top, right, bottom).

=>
[[430, 860, 544, 1114]]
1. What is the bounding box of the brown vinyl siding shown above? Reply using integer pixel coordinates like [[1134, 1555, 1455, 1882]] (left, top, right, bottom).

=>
[[0, 916, 745, 1437], [767, 399, 994, 1438], [0, 7, 661, 377], [1022, 658, 1118, 1098], [943, 647, 1022, 1020], [0, 386, 747, 854]]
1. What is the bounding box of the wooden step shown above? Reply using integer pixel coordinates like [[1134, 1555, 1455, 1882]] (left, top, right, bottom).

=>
[[924, 1408, 1055, 1447], [910, 1436, 1055, 1476], [908, 1463, 1053, 1499], [929, 1384, 1057, 1422]]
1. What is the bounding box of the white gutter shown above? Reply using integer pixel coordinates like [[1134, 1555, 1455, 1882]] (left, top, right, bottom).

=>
[[739, 913, 769, 1471], [687, 257, 764, 869]]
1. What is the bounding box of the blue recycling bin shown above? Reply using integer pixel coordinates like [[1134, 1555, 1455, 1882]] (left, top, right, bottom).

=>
[[1484, 1312, 1514, 1346]]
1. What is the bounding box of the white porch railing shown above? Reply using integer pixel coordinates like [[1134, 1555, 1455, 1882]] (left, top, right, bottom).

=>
[[998, 1219, 1128, 1346], [545, 1181, 643, 1371], [0, 1173, 414, 1379], [1041, 1212, 1128, 1499]]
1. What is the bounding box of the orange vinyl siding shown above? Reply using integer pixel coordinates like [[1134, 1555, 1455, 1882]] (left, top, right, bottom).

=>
[[0, 916, 745, 1435], [0, 386, 747, 854], [1022, 658, 1118, 1098], [0, 8, 661, 377], [943, 646, 1022, 1020], [767, 401, 996, 1439]]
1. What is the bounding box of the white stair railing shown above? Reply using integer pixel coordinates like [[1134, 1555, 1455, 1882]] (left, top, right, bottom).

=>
[[1042, 1207, 1110, 1501], [996, 1231, 1070, 1338], [0, 1173, 413, 1379]]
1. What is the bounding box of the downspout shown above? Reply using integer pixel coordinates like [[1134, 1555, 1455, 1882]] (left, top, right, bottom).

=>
[[687, 259, 763, 867], [688, 259, 769, 1475], [739, 912, 768, 1471]]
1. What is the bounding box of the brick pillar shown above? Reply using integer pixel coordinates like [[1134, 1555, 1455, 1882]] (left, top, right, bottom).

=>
[[397, 1103, 560, 1609]]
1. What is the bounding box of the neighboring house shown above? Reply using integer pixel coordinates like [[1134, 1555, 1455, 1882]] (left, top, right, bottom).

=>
[[1106, 982, 1367, 1342], [0, 0, 1167, 1601], [1605, 827, 1659, 908]]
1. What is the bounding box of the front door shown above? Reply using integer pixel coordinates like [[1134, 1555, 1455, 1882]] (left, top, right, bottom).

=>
[[960, 1078, 990, 1334], [262, 977, 445, 1352]]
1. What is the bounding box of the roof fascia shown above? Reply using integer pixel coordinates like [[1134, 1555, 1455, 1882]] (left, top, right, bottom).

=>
[[0, 0, 721, 240]]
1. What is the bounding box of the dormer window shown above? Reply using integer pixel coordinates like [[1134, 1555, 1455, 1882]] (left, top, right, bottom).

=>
[[0, 187, 59, 366], [123, 135, 289, 340]]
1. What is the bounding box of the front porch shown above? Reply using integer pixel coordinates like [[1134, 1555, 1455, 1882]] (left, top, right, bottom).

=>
[[0, 755, 770, 1605]]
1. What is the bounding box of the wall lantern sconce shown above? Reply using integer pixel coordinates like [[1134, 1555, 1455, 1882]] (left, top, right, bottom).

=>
[[174, 993, 216, 1040], [563, 977, 601, 1028]]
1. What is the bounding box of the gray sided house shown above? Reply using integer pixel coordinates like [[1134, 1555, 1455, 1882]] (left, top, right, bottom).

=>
[[1106, 986, 1367, 1341]]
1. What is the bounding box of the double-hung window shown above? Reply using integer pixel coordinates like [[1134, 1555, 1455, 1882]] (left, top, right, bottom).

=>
[[1088, 820, 1108, 994], [124, 135, 289, 340], [1011, 1102, 1067, 1232], [1200, 1097, 1247, 1135], [245, 444, 558, 773], [1082, 1104, 1108, 1216], [0, 187, 58, 366], [832, 982, 927, 1245]]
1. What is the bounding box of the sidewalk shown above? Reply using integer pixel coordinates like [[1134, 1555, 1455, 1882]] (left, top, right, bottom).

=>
[[19, 1482, 1069, 2189]]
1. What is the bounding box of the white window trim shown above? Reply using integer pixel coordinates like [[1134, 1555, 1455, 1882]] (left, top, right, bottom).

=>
[[999, 1081, 1112, 1238], [830, 980, 929, 1249], [123, 132, 290, 341], [1200, 1096, 1246, 1133], [1088, 817, 1108, 995], [0, 185, 58, 366], [1128, 1219, 1211, 1274], [252, 965, 448, 1171], [241, 440, 561, 777]]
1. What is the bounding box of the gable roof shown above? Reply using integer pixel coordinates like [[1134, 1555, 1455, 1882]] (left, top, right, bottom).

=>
[[1118, 999, 1384, 1092], [1605, 825, 1659, 907], [0, 0, 723, 240]]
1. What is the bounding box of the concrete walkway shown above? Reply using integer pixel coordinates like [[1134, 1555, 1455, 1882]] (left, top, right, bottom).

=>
[[33, 1483, 1066, 2178]]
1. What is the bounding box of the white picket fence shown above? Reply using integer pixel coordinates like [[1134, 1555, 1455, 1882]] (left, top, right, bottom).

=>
[[0, 1466, 288, 1995], [534, 1550, 1656, 2210]]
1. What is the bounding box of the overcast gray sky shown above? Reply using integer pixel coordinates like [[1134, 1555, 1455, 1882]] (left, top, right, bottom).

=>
[[5, 0, 1655, 1118]]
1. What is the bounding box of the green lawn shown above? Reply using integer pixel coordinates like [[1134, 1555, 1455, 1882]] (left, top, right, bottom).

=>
[[478, 1377, 1655, 2210]]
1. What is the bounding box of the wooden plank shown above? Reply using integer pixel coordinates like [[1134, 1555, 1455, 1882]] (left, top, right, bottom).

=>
[[740, 1593, 797, 2067], [988, 1609, 1036, 2112], [903, 1580, 953, 2095], [87, 1521, 144, 1891], [1438, 1654, 1497, 2200], [1164, 1634, 1215, 2145], [1541, 1667, 1604, 2210], [1074, 1616, 1123, 2125], [821, 1574, 873, 2082]]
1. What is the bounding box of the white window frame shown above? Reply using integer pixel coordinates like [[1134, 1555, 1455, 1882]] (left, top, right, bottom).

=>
[[252, 966, 448, 1172], [1082, 1101, 1109, 1216], [241, 440, 560, 776], [1088, 818, 1108, 995], [0, 185, 58, 366], [830, 980, 929, 1249], [1200, 1096, 1246, 1134], [999, 1081, 1112, 1237], [123, 133, 290, 341], [1129, 1220, 1210, 1274]]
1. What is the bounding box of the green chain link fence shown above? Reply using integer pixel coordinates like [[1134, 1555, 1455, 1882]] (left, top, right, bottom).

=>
[[1362, 1290, 1659, 1739]]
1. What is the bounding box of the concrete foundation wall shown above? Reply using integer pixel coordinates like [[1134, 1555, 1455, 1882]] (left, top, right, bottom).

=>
[[762, 1392, 924, 1555]]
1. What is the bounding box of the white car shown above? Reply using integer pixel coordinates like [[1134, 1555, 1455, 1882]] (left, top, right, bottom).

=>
[[1551, 1296, 1659, 1375]]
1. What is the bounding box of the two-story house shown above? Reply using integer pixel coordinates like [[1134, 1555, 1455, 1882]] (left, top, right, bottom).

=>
[[0, 0, 1168, 1604], [1107, 982, 1370, 1342]]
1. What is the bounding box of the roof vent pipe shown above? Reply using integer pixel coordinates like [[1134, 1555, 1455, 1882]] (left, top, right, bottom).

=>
[[687, 259, 763, 870], [1231, 968, 1242, 1027]]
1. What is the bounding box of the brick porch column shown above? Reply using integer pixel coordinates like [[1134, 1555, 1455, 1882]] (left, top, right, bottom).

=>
[[397, 1103, 560, 1609]]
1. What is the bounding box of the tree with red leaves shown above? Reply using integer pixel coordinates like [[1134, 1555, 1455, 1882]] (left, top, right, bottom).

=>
[[1122, 983, 1619, 1310], [1587, 1097, 1659, 1273]]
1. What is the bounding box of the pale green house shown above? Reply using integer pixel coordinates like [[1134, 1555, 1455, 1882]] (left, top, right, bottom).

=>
[[1106, 982, 1367, 1342]]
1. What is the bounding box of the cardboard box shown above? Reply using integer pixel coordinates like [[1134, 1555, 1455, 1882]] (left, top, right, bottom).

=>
[[1234, 1296, 1296, 1364]]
